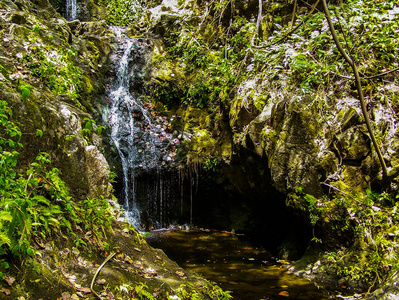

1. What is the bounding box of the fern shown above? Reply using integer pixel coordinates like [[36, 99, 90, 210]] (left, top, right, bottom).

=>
[[0, 233, 11, 248]]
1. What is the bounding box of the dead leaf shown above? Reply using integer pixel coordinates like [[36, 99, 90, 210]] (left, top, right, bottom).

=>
[[134, 247, 141, 252], [134, 263, 143, 269], [79, 287, 92, 294], [70, 295, 79, 300], [121, 232, 130, 237], [5, 277, 15, 286], [75, 292, 84, 298], [145, 268, 157, 276], [175, 271, 185, 277], [124, 255, 133, 264], [74, 283, 82, 289], [96, 279, 106, 285], [1, 287, 10, 295], [61, 292, 71, 300], [279, 291, 289, 297]]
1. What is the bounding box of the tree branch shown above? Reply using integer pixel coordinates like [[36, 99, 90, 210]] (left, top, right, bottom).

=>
[[321, 0, 388, 179], [290, 0, 298, 29], [90, 252, 116, 299]]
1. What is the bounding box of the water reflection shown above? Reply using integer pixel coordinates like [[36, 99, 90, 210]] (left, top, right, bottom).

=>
[[146, 229, 331, 300]]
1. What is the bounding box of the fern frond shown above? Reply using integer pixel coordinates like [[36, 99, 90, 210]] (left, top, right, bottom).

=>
[[0, 232, 11, 248]]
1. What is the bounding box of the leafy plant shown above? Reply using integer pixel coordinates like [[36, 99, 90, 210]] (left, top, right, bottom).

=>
[[203, 157, 219, 173], [98, 0, 144, 26], [175, 281, 232, 300], [80, 118, 104, 143], [116, 282, 156, 299], [36, 129, 43, 138], [313, 190, 399, 291], [304, 193, 319, 226], [20, 84, 33, 100], [0, 102, 113, 268], [24, 36, 81, 100]]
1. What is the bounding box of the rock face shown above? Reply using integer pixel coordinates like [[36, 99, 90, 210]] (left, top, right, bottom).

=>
[[132, 1, 399, 291], [3, 0, 399, 297], [0, 0, 114, 200]]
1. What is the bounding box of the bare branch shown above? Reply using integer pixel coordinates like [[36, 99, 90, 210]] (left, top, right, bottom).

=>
[[321, 0, 388, 179]]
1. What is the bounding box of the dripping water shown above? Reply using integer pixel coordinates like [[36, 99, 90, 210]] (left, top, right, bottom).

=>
[[66, 0, 77, 21]]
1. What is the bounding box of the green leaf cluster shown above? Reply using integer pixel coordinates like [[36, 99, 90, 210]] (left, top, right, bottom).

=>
[[308, 189, 399, 291], [0, 102, 112, 270], [175, 280, 232, 300], [21, 25, 82, 100], [80, 117, 105, 144], [98, 0, 143, 26]]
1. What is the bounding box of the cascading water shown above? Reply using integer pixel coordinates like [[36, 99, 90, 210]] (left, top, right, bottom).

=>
[[66, 0, 77, 21], [106, 27, 180, 229]]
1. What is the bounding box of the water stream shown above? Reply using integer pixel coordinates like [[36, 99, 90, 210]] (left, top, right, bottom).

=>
[[66, 0, 77, 21], [106, 27, 179, 229]]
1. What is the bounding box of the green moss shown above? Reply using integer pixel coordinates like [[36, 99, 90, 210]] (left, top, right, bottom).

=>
[[82, 75, 94, 94], [254, 93, 268, 111]]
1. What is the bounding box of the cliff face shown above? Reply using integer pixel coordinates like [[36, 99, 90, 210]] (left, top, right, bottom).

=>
[[3, 0, 399, 297], [0, 0, 114, 201], [110, 0, 399, 293], [0, 1, 234, 299]]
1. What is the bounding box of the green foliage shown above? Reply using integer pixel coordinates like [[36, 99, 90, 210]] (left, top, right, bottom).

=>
[[202, 157, 219, 173], [22, 31, 81, 99], [65, 134, 75, 142], [116, 282, 156, 299], [315, 190, 399, 291], [254, 0, 399, 95], [152, 0, 398, 112], [79, 196, 112, 231], [0, 102, 112, 265], [80, 118, 104, 143], [152, 81, 183, 110], [160, 23, 239, 108], [36, 129, 43, 138], [109, 171, 118, 183], [304, 194, 319, 226], [32, 24, 41, 33], [98, 0, 143, 26], [175, 281, 232, 300], [20, 84, 33, 100]]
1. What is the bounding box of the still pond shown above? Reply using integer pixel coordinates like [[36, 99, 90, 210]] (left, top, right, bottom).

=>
[[146, 229, 340, 300]]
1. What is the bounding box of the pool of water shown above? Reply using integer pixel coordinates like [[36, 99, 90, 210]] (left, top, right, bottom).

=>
[[146, 229, 334, 300]]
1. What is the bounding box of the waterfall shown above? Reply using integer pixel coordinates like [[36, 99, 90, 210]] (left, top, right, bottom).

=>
[[66, 0, 77, 21], [106, 27, 180, 230]]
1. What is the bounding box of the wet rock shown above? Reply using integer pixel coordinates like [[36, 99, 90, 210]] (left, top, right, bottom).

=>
[[336, 126, 370, 161], [85, 145, 112, 199]]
